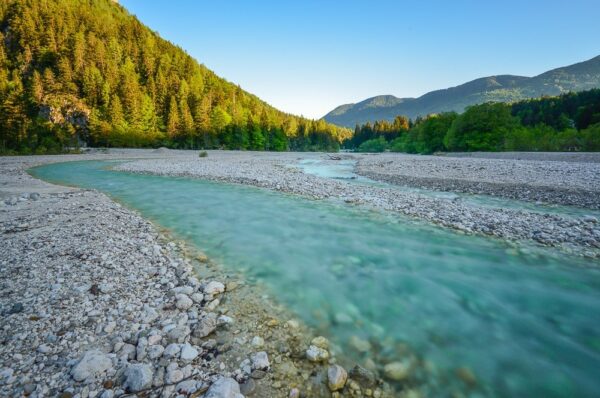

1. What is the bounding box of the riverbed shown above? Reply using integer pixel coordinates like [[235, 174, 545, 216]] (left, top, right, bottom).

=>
[[29, 157, 600, 398]]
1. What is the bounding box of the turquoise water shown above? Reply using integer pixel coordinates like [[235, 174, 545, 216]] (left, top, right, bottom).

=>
[[295, 158, 600, 219], [31, 161, 600, 397]]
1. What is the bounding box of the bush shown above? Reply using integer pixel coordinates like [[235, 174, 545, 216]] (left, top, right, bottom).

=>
[[357, 137, 388, 152], [199, 150, 208, 158]]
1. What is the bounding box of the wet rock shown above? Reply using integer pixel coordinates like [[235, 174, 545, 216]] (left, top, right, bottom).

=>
[[310, 336, 329, 349], [70, 350, 113, 382], [193, 313, 218, 338], [327, 365, 347, 391], [251, 336, 264, 348], [205, 377, 243, 398], [250, 351, 270, 370], [240, 378, 256, 395], [306, 345, 329, 362], [204, 281, 225, 296], [124, 363, 154, 393], [384, 361, 412, 381]]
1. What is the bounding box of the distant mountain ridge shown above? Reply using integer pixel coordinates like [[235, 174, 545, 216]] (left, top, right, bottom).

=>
[[324, 55, 600, 127]]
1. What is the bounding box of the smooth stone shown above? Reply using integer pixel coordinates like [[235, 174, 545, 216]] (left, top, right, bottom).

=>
[[71, 350, 113, 382], [310, 336, 329, 349], [384, 361, 411, 381], [306, 345, 329, 362], [240, 379, 256, 395], [327, 365, 348, 391], [204, 281, 225, 296]]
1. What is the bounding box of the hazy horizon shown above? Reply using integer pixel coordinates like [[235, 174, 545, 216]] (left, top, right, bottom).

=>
[[120, 0, 600, 119]]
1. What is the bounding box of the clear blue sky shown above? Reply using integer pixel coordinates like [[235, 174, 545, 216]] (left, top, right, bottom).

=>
[[120, 0, 600, 119]]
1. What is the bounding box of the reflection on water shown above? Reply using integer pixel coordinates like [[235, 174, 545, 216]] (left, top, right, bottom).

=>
[[31, 160, 600, 397]]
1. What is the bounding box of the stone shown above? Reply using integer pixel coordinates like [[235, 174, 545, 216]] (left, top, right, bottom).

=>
[[165, 367, 184, 384], [148, 334, 162, 345], [124, 363, 154, 393], [205, 377, 243, 398], [163, 343, 181, 359], [204, 281, 225, 296], [175, 294, 193, 310], [384, 361, 411, 381], [349, 335, 371, 353], [191, 292, 204, 304], [306, 345, 329, 362], [250, 351, 270, 370], [251, 336, 264, 348], [180, 343, 199, 362], [29, 192, 40, 201], [310, 336, 329, 349], [327, 365, 347, 391], [136, 337, 148, 361], [147, 344, 165, 360], [193, 313, 217, 338], [240, 379, 256, 395], [167, 325, 191, 344], [71, 350, 113, 382], [289, 388, 300, 398], [176, 379, 200, 395]]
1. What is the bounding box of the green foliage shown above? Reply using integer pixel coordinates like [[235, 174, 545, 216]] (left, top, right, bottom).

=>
[[198, 150, 208, 158], [357, 137, 388, 152], [346, 90, 600, 153], [0, 0, 350, 154]]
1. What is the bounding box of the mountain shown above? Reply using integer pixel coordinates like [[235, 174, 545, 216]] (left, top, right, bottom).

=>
[[324, 56, 600, 127], [0, 0, 348, 154]]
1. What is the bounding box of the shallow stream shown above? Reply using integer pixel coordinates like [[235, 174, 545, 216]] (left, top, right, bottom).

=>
[[31, 160, 600, 397]]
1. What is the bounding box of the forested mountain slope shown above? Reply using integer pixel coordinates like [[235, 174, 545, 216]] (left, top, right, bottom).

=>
[[0, 0, 349, 154], [325, 55, 600, 127]]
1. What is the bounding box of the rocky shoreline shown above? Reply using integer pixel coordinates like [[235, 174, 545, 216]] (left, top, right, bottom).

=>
[[0, 154, 393, 398], [116, 151, 600, 258], [355, 153, 600, 209]]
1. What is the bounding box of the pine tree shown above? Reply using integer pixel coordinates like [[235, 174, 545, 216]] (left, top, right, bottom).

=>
[[167, 96, 180, 137]]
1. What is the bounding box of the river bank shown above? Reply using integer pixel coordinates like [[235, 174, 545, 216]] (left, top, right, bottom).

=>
[[1, 153, 392, 398]]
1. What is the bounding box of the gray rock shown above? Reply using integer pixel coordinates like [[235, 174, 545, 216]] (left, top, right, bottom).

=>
[[250, 351, 270, 370], [124, 363, 154, 393], [193, 313, 217, 338], [175, 294, 193, 310], [167, 325, 191, 344], [147, 344, 165, 360], [180, 343, 199, 362], [205, 377, 243, 398], [71, 350, 113, 382], [136, 337, 148, 361], [163, 343, 181, 359]]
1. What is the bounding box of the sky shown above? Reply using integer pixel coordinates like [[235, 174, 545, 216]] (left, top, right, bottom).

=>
[[120, 0, 600, 119]]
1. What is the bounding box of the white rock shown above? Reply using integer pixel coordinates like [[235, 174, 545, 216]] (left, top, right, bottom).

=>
[[71, 350, 113, 382], [306, 345, 329, 362], [205, 377, 243, 398], [250, 336, 264, 348], [180, 343, 199, 362], [204, 281, 225, 296], [191, 292, 204, 304], [147, 345, 165, 360], [175, 294, 193, 310]]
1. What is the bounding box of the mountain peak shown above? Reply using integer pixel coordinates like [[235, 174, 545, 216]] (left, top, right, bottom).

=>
[[324, 55, 600, 127]]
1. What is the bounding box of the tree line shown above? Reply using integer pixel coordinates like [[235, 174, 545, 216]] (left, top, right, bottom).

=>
[[345, 89, 600, 153], [0, 0, 349, 155]]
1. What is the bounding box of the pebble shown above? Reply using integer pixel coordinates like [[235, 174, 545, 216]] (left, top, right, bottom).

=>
[[204, 377, 243, 398], [327, 364, 348, 391], [180, 343, 199, 362], [70, 350, 113, 382], [250, 351, 270, 370], [306, 345, 329, 362]]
